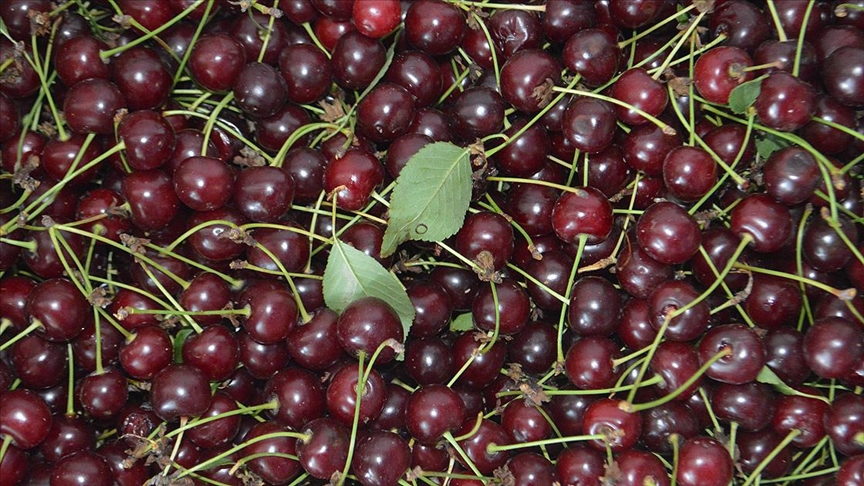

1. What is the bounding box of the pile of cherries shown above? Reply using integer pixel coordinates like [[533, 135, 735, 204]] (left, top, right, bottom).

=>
[[1, 0, 863, 485]]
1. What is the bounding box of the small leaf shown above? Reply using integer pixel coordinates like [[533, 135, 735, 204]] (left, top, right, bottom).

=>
[[728, 77, 763, 114], [323, 238, 415, 340], [172, 328, 194, 363], [755, 133, 792, 159], [381, 142, 473, 256], [450, 313, 475, 332], [756, 366, 830, 403]]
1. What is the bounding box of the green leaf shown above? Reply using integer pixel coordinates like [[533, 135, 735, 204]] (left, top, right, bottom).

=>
[[755, 133, 792, 159], [381, 142, 473, 256], [727, 77, 763, 114], [323, 238, 415, 341], [449, 313, 475, 332], [756, 366, 830, 403]]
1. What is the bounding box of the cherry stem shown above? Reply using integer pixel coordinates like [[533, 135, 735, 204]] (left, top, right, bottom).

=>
[[66, 343, 75, 415], [442, 430, 484, 479], [448, 1, 545, 11], [811, 117, 864, 144], [487, 433, 607, 453], [0, 320, 42, 352], [669, 234, 753, 320], [651, 10, 707, 81], [486, 176, 586, 196], [743, 429, 802, 486], [122, 306, 251, 318], [452, 412, 484, 442], [300, 22, 332, 58], [498, 375, 664, 399], [765, 0, 789, 42], [552, 86, 676, 135], [556, 234, 588, 366], [670, 434, 680, 486], [255, 0, 280, 63], [618, 3, 697, 49], [689, 112, 755, 215], [792, 0, 816, 78], [178, 431, 310, 478], [101, 0, 206, 59], [0, 237, 36, 251], [626, 315, 670, 404], [338, 350, 367, 486], [612, 345, 654, 368], [28, 29, 67, 141], [165, 401, 278, 439], [201, 92, 235, 154], [0, 435, 11, 463], [734, 263, 856, 301], [249, 241, 310, 322], [626, 347, 732, 413]]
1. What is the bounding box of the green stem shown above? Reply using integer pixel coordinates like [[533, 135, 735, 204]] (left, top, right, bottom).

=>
[[765, 0, 789, 42], [791, 0, 815, 78], [551, 86, 676, 135], [178, 432, 310, 477], [627, 348, 732, 413], [0, 321, 42, 352], [742, 429, 802, 486], [101, 0, 206, 59], [486, 434, 607, 453], [618, 3, 697, 48]]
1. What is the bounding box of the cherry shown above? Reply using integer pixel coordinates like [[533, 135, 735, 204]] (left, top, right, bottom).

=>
[[543, 0, 596, 44], [41, 134, 103, 185], [182, 324, 240, 381], [326, 361, 386, 426], [356, 83, 415, 143], [662, 146, 717, 202], [352, 430, 412, 486], [492, 118, 550, 178], [0, 389, 52, 449], [78, 368, 129, 419], [623, 123, 682, 176], [242, 421, 301, 484], [263, 367, 325, 430], [825, 393, 864, 456], [772, 393, 829, 448], [523, 251, 570, 311], [708, 1, 770, 51], [296, 417, 350, 480], [454, 211, 514, 271], [802, 317, 864, 379], [703, 123, 755, 166], [616, 241, 674, 300], [0, 443, 28, 486], [408, 107, 453, 141], [698, 323, 766, 384], [640, 401, 699, 453], [332, 30, 386, 90], [471, 279, 530, 336], [803, 214, 858, 273], [245, 223, 310, 274], [581, 398, 642, 452], [568, 276, 621, 337], [500, 49, 561, 113], [188, 34, 247, 92], [762, 146, 820, 206], [694, 46, 754, 104], [636, 202, 702, 265], [764, 326, 811, 385], [565, 336, 622, 390], [615, 449, 671, 486], [75, 188, 131, 242], [730, 194, 793, 253], [562, 97, 617, 154], [555, 445, 605, 485], [239, 330, 291, 378], [505, 453, 558, 485], [352, 0, 401, 39], [173, 156, 234, 212], [50, 450, 112, 486], [489, 8, 543, 57], [239, 287, 297, 346], [369, 384, 410, 431], [230, 11, 296, 66], [255, 103, 311, 152], [822, 46, 864, 107], [384, 51, 442, 110], [454, 418, 510, 475], [11, 334, 67, 389], [649, 280, 710, 342], [405, 384, 466, 445], [551, 186, 613, 244], [754, 71, 817, 132], [753, 39, 818, 81], [0, 276, 36, 330], [837, 455, 864, 486], [713, 382, 776, 431], [63, 78, 125, 135], [404, 0, 465, 56], [404, 336, 453, 386], [450, 331, 507, 388], [336, 296, 403, 363], [122, 169, 181, 231], [649, 340, 703, 401], [611, 68, 668, 126], [737, 430, 792, 478], [98, 441, 151, 486], [150, 363, 212, 422], [285, 308, 343, 370], [324, 148, 384, 211], [618, 298, 659, 350], [233, 62, 288, 118], [232, 166, 295, 223], [676, 436, 733, 486], [26, 277, 89, 342], [802, 96, 858, 155], [111, 47, 171, 111], [449, 87, 507, 142], [744, 274, 803, 330], [313, 16, 355, 51], [0, 39, 40, 98]]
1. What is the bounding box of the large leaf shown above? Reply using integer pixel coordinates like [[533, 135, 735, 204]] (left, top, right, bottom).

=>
[[323, 238, 415, 340], [381, 142, 472, 257]]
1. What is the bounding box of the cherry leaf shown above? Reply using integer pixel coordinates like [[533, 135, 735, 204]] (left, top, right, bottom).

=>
[[449, 313, 475, 332], [381, 142, 473, 256], [323, 238, 415, 341], [727, 77, 763, 114], [756, 366, 830, 403]]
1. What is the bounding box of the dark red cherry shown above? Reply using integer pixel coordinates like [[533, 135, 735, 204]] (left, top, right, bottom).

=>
[[233, 166, 294, 223], [611, 68, 668, 126], [286, 308, 345, 370], [713, 382, 776, 431], [736, 430, 792, 478], [825, 393, 864, 456], [265, 367, 326, 430], [709, 1, 770, 51], [623, 123, 682, 176], [762, 146, 819, 206], [189, 34, 247, 92], [233, 62, 288, 118], [693, 46, 754, 104], [662, 146, 717, 202], [730, 194, 793, 253], [563, 28, 619, 87], [111, 47, 171, 110], [279, 43, 331, 104], [581, 398, 642, 452], [331, 30, 386, 90], [405, 384, 466, 445], [26, 277, 89, 342], [472, 279, 530, 336], [242, 421, 301, 484], [616, 241, 674, 300], [754, 71, 817, 131], [698, 323, 766, 385], [772, 393, 829, 448], [150, 363, 212, 422], [803, 317, 864, 379], [122, 169, 181, 230], [79, 368, 129, 419], [676, 436, 733, 486], [352, 430, 411, 486], [551, 187, 613, 244], [649, 341, 703, 401], [822, 46, 864, 107], [324, 148, 384, 211], [563, 97, 617, 154], [173, 155, 233, 211], [356, 83, 415, 143], [336, 296, 404, 364], [454, 211, 515, 271], [636, 201, 701, 265], [500, 49, 561, 113], [50, 451, 112, 486], [63, 78, 125, 135], [556, 445, 605, 485], [641, 401, 699, 453], [565, 336, 621, 390], [450, 331, 507, 388], [0, 389, 52, 449], [296, 417, 350, 480], [744, 274, 803, 330], [649, 280, 710, 342], [404, 0, 465, 56], [454, 419, 511, 475], [352, 0, 402, 38]]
